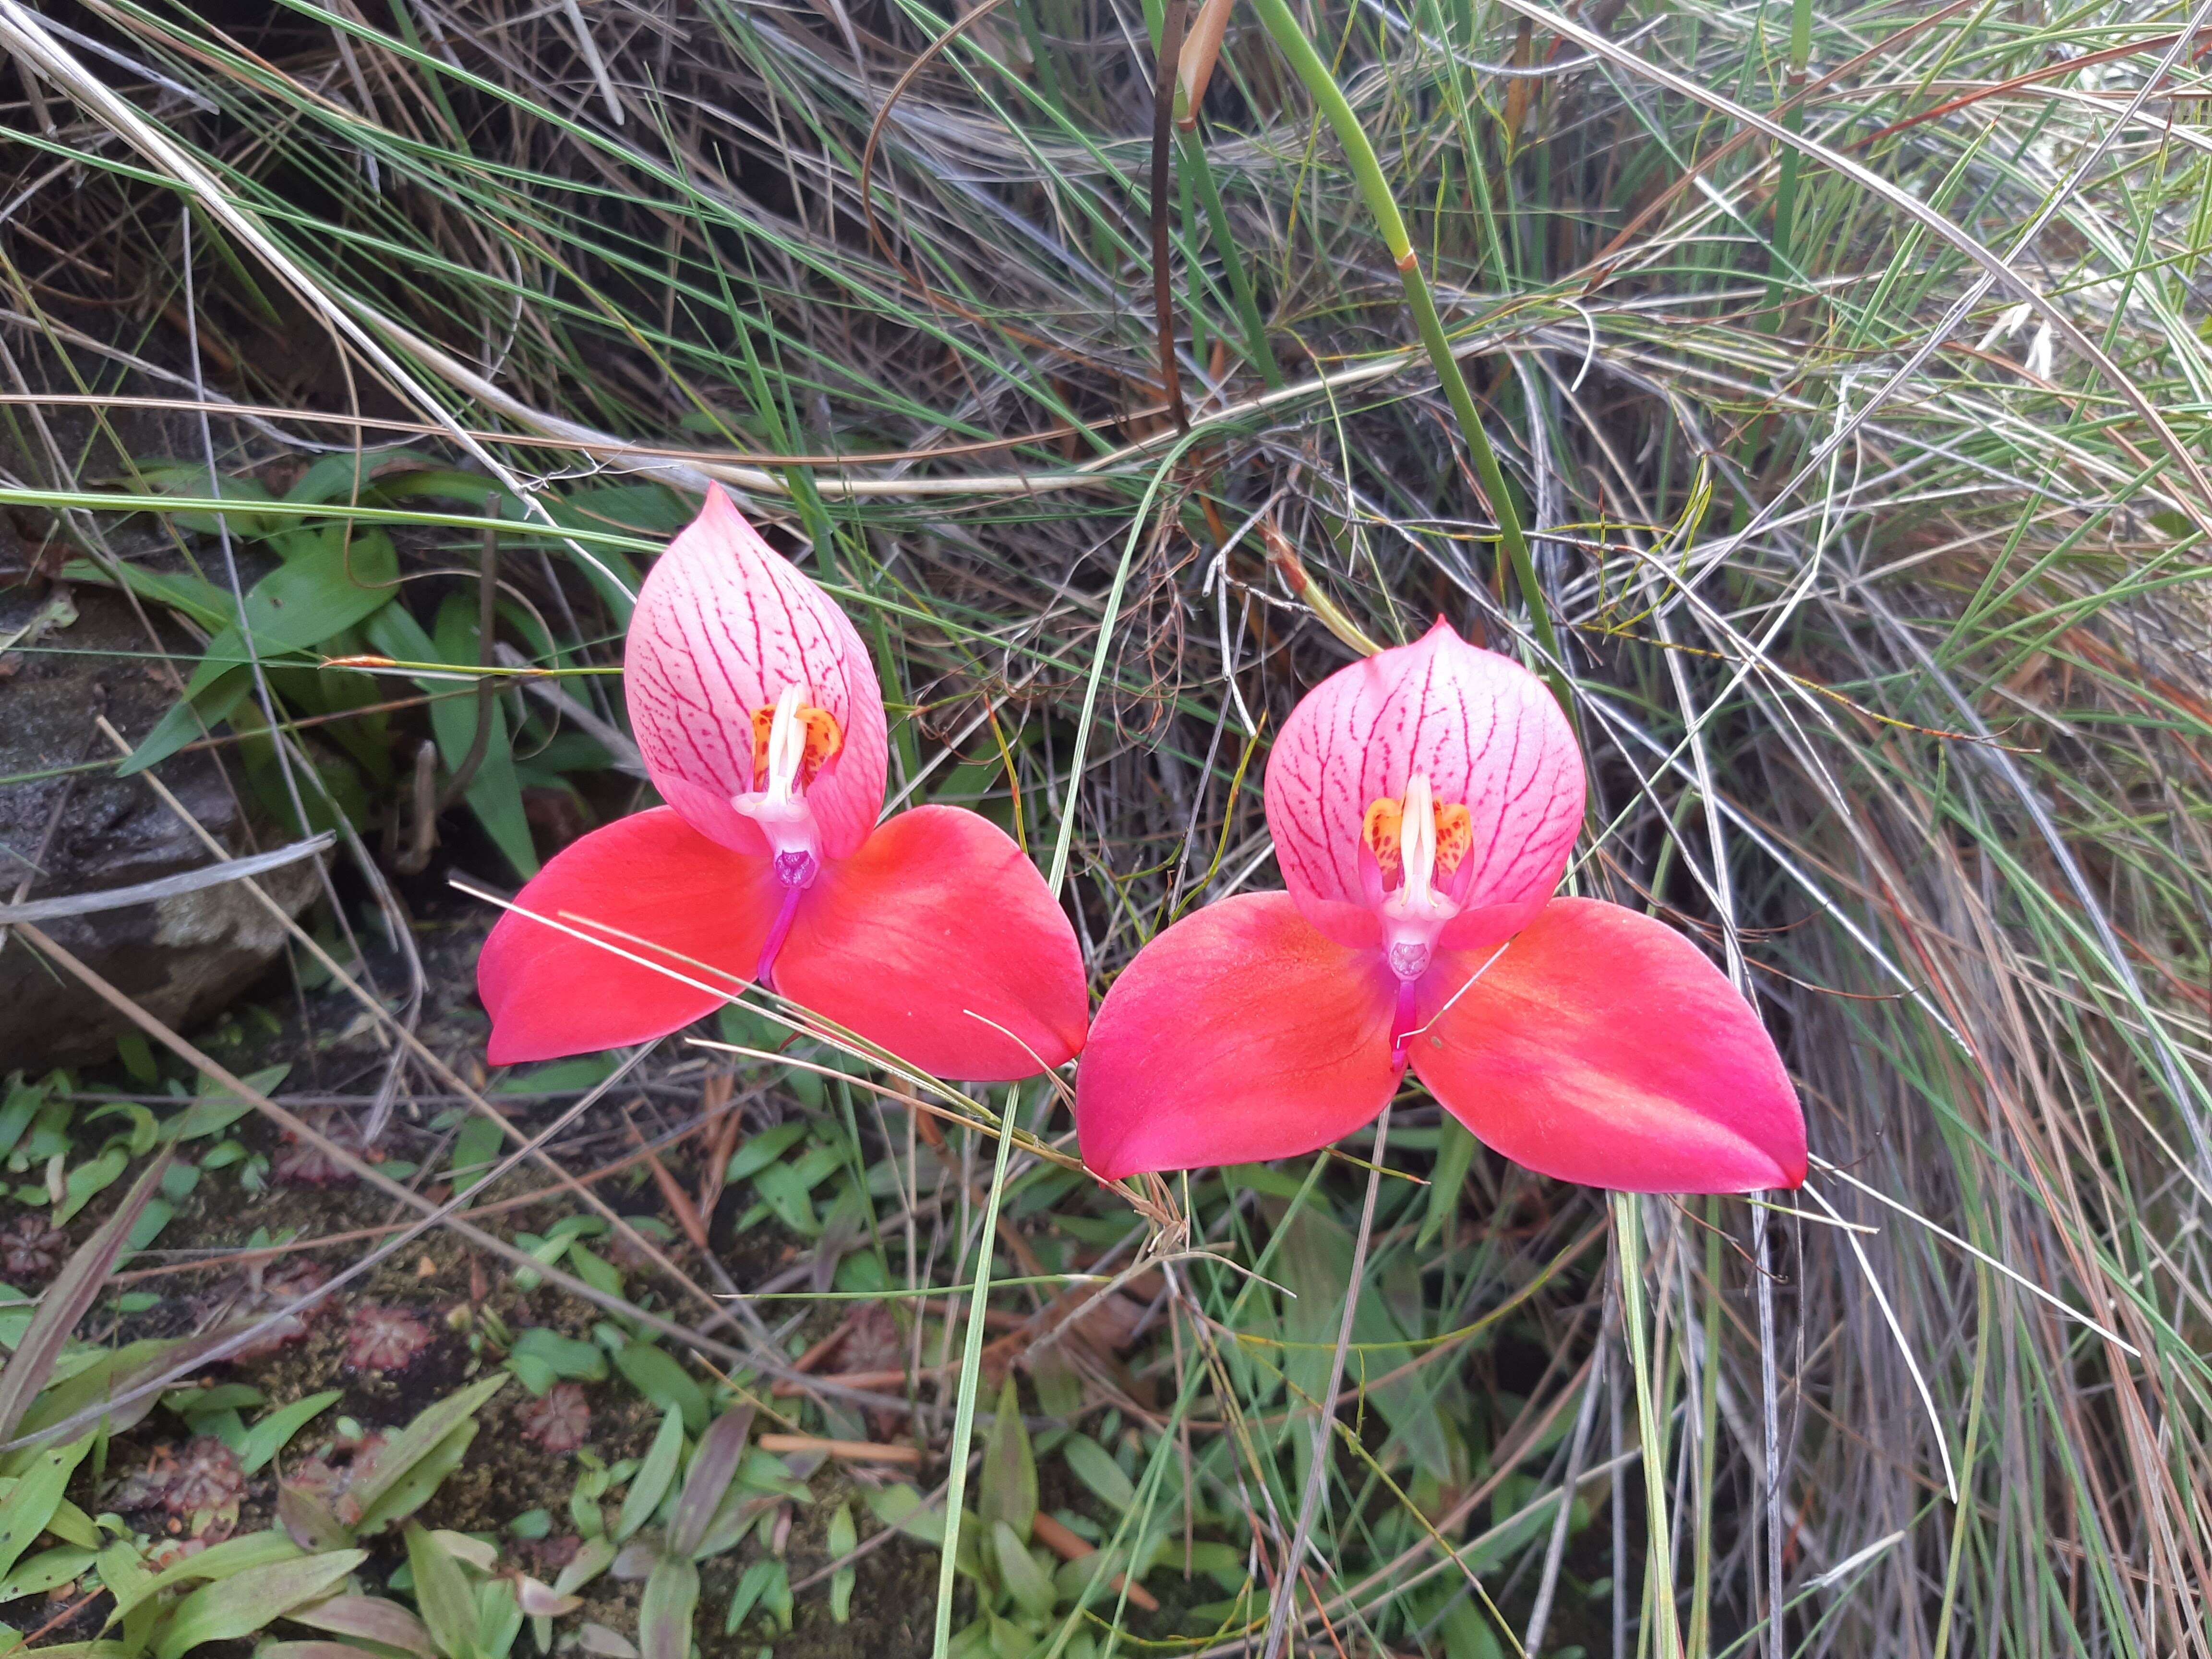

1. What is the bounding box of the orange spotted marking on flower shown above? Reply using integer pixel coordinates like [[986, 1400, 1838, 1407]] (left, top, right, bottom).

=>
[[1363, 797, 1405, 882], [1364, 794, 1473, 884], [752, 704, 844, 789], [1432, 803, 1472, 873]]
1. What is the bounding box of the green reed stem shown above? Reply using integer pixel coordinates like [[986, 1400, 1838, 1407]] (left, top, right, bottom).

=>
[[931, 1084, 1025, 1659], [1247, 0, 1563, 698], [1615, 1192, 1683, 1659]]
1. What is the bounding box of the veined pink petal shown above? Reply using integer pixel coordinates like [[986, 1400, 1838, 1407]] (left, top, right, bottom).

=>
[[773, 806, 1088, 1082], [625, 485, 889, 860], [1075, 893, 1400, 1179], [477, 807, 782, 1064], [1264, 621, 1584, 951], [1408, 897, 1805, 1192]]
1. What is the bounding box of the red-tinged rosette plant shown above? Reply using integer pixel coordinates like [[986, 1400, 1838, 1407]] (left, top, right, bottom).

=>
[[477, 486, 1088, 1081], [1075, 621, 1806, 1192]]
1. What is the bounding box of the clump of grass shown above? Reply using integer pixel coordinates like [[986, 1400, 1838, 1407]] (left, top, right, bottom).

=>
[[2, 0, 2208, 1655]]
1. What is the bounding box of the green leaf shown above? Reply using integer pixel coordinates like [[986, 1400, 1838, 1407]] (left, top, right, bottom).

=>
[[171, 1066, 292, 1142], [0, 1544, 96, 1603], [0, 1435, 92, 1578], [113, 666, 251, 776], [105, 1530, 303, 1625], [724, 1124, 807, 1183], [1418, 1119, 1478, 1250], [404, 1522, 479, 1659], [154, 1549, 366, 1659], [239, 1390, 343, 1476], [42, 1500, 100, 1550], [617, 1406, 687, 1543], [1057, 1436, 1135, 1512], [724, 1560, 785, 1637], [747, 1164, 819, 1238], [474, 1574, 522, 1659], [134, 462, 283, 536], [507, 1329, 607, 1384], [991, 1522, 1055, 1623], [284, 1593, 437, 1658], [346, 1373, 509, 1533], [977, 1378, 1036, 1546], [117, 531, 401, 775], [638, 1555, 699, 1659], [349, 1422, 476, 1538], [1438, 1594, 1506, 1659], [669, 1406, 754, 1558], [613, 1345, 707, 1435], [57, 1145, 129, 1225], [449, 1115, 504, 1195], [824, 1503, 856, 1624], [564, 1244, 625, 1302], [865, 1484, 940, 1545], [60, 558, 230, 633]]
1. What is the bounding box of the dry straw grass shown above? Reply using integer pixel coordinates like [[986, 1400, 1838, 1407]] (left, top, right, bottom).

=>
[[2, 0, 2209, 1653]]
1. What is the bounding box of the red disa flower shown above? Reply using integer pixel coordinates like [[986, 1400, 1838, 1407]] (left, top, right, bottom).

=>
[[477, 487, 1087, 1081], [1074, 623, 1805, 1192]]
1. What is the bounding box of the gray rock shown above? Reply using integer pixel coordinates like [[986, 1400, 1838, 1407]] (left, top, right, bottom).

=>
[[0, 579, 319, 1067]]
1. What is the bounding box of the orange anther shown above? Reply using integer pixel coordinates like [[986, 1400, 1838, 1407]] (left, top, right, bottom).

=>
[[798, 707, 843, 778], [752, 702, 845, 788], [1363, 797, 1405, 882], [1432, 803, 1473, 874], [1365, 793, 1471, 884]]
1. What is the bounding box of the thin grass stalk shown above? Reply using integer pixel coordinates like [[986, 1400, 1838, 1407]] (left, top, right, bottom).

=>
[[1242, 0, 1562, 689], [930, 1085, 1027, 1659], [1615, 1192, 1681, 1659], [1686, 1198, 1722, 1657], [1260, 1105, 1392, 1659], [1178, 128, 1284, 388]]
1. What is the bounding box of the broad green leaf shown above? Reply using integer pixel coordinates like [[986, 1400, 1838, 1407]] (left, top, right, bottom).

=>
[[134, 462, 284, 536], [1275, 1202, 1445, 1475], [404, 1523, 478, 1659], [57, 1145, 128, 1225], [617, 1406, 686, 1543], [1058, 1436, 1135, 1512], [669, 1406, 754, 1558], [991, 1522, 1055, 1623], [346, 1373, 509, 1524], [473, 1575, 522, 1659], [866, 1484, 940, 1544], [0, 1544, 95, 1602], [724, 1124, 807, 1183], [552, 1537, 615, 1600], [348, 1422, 476, 1537], [613, 1345, 707, 1434], [114, 667, 252, 777], [0, 1434, 91, 1580], [283, 451, 443, 508], [977, 1378, 1036, 1545], [723, 1559, 785, 1637], [506, 1329, 606, 1384], [285, 1594, 436, 1658], [42, 1500, 100, 1550], [825, 1503, 857, 1624], [154, 1549, 365, 1659], [60, 558, 230, 632], [117, 532, 400, 774], [106, 1530, 302, 1624], [171, 1066, 291, 1142], [239, 1389, 343, 1476], [448, 1115, 504, 1195], [637, 1555, 699, 1659]]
